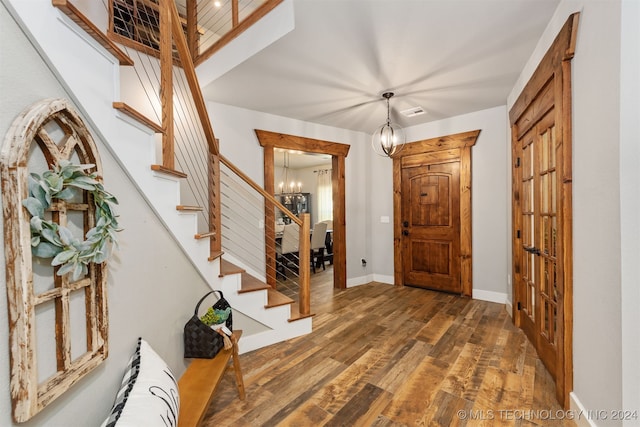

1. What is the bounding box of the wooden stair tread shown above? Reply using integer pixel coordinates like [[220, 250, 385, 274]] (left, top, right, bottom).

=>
[[288, 305, 315, 322], [266, 288, 294, 308], [150, 164, 188, 178], [207, 251, 224, 262], [176, 205, 203, 212], [52, 0, 134, 66], [219, 260, 269, 293], [113, 102, 163, 133], [219, 259, 244, 277], [194, 231, 216, 239], [239, 273, 270, 294]]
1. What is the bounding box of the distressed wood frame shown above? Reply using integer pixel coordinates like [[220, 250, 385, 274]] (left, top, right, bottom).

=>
[[392, 130, 480, 297], [0, 99, 108, 422]]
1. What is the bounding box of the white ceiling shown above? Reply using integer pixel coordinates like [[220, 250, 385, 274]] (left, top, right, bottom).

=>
[[202, 0, 560, 135]]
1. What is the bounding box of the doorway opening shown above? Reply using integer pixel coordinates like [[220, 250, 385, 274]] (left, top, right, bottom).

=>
[[256, 130, 350, 289]]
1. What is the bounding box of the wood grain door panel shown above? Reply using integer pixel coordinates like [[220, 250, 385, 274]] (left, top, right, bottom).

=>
[[402, 160, 461, 293]]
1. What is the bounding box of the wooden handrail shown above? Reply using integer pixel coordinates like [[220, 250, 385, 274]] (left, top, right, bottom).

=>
[[219, 154, 310, 316], [194, 0, 284, 67], [219, 154, 302, 226], [168, 0, 219, 156]]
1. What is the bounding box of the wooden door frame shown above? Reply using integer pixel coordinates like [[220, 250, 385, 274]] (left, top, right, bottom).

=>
[[392, 130, 480, 296], [509, 13, 578, 409], [256, 130, 350, 290]]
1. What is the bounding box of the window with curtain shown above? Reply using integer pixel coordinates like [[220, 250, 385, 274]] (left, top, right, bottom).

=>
[[316, 169, 333, 222]]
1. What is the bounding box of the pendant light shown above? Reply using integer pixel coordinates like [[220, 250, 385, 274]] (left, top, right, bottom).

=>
[[371, 92, 405, 157], [278, 151, 302, 195]]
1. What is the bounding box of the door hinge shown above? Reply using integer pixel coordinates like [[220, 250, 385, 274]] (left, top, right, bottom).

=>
[[516, 230, 521, 239], [517, 301, 522, 310], [515, 157, 521, 168]]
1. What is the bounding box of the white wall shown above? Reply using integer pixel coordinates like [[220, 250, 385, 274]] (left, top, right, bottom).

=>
[[508, 1, 630, 424], [206, 102, 372, 282], [620, 0, 640, 423], [367, 106, 510, 300], [0, 5, 210, 425]]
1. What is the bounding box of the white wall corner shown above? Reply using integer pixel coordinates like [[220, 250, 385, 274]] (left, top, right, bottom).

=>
[[372, 274, 394, 285], [505, 299, 513, 318], [570, 392, 599, 427], [346, 274, 374, 288]]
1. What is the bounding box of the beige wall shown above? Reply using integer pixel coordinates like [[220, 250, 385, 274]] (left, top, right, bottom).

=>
[[0, 5, 210, 425]]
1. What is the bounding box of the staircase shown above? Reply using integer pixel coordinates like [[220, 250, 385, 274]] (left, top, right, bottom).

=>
[[4, 0, 311, 353]]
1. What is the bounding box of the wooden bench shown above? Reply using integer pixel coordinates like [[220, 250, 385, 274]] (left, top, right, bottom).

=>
[[177, 330, 245, 427]]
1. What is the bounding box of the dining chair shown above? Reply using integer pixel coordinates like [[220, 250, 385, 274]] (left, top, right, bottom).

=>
[[321, 219, 333, 266], [276, 223, 299, 278], [310, 221, 328, 274]]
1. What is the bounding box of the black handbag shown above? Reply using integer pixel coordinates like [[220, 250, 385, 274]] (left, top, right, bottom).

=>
[[183, 290, 233, 359]]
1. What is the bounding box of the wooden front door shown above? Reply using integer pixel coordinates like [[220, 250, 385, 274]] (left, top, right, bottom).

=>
[[510, 13, 578, 408], [393, 130, 478, 297], [401, 155, 461, 293]]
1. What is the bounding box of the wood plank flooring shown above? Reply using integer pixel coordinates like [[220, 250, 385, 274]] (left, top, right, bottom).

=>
[[202, 268, 574, 426]]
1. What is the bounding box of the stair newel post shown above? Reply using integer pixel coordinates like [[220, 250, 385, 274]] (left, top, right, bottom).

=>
[[159, 0, 174, 169], [209, 147, 222, 255], [263, 147, 277, 289], [298, 213, 311, 316]]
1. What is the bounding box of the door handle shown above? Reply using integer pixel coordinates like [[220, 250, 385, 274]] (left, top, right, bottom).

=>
[[403, 221, 409, 228], [403, 230, 409, 236], [523, 246, 541, 256]]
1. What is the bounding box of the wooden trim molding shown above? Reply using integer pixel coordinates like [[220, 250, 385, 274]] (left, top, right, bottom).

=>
[[0, 99, 108, 422], [509, 12, 579, 409], [392, 130, 480, 297], [256, 130, 350, 290], [256, 130, 351, 157]]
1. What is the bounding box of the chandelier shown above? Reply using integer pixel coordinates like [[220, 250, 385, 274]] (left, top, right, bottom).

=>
[[278, 151, 302, 195], [371, 92, 405, 157]]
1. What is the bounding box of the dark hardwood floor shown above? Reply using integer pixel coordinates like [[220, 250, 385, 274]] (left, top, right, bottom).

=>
[[203, 267, 574, 426]]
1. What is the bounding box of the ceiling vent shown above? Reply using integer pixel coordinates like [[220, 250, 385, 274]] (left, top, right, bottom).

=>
[[401, 106, 426, 117]]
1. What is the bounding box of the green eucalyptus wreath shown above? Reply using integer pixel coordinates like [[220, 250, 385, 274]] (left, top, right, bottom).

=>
[[22, 160, 121, 281]]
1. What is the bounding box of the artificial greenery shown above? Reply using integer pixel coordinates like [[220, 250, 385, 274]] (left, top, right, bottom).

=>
[[200, 306, 231, 326], [22, 160, 120, 281]]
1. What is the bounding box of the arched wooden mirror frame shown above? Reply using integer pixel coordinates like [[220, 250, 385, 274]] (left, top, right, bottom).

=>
[[256, 130, 350, 290]]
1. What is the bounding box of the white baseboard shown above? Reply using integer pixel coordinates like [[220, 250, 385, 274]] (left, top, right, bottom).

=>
[[472, 289, 508, 304], [372, 274, 394, 284], [347, 274, 395, 287], [346, 274, 373, 287]]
